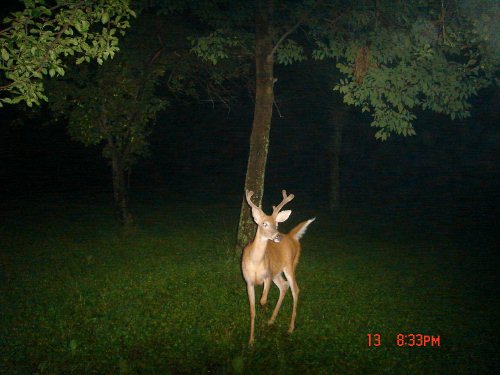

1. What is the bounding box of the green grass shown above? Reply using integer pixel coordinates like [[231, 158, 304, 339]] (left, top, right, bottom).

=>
[[0, 198, 497, 374]]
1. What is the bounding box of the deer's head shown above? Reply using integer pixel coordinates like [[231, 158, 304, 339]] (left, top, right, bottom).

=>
[[245, 190, 294, 243]]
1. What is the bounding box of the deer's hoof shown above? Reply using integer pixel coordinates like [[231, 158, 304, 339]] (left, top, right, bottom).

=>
[[268, 319, 275, 325], [288, 326, 295, 333]]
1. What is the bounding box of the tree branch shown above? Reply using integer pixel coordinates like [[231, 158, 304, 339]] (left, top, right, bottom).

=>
[[270, 0, 322, 57]]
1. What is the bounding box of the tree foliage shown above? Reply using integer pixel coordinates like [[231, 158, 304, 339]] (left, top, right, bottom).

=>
[[0, 0, 135, 108], [312, 0, 498, 140]]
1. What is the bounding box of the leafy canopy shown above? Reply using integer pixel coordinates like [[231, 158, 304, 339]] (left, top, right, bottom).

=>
[[0, 0, 135, 108]]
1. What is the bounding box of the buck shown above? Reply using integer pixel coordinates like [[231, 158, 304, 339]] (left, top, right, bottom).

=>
[[242, 189, 315, 345]]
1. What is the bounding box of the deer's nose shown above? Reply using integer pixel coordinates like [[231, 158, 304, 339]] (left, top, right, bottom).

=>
[[273, 234, 282, 243]]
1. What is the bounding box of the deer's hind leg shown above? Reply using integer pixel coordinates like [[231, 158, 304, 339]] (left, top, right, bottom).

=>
[[260, 277, 271, 306], [268, 273, 289, 325], [283, 268, 299, 333]]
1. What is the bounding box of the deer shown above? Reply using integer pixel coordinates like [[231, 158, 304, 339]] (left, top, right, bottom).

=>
[[242, 189, 315, 345]]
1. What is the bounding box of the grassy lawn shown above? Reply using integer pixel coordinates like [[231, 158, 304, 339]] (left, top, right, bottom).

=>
[[0, 196, 497, 374]]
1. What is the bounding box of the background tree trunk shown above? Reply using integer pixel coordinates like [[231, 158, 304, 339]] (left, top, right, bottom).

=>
[[329, 108, 344, 211], [236, 0, 274, 252], [111, 150, 133, 226]]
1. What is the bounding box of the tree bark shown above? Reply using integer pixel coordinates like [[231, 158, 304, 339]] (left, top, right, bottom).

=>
[[110, 149, 133, 226], [329, 109, 343, 211], [236, 0, 275, 251]]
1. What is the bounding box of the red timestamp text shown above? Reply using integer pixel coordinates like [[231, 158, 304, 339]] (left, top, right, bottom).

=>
[[367, 333, 441, 347]]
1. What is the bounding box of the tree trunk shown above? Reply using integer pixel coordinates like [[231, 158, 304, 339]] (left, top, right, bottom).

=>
[[329, 109, 343, 211], [236, 0, 274, 251], [110, 150, 133, 226]]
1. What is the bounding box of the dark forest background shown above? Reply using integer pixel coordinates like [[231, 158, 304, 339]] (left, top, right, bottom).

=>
[[1, 63, 498, 219]]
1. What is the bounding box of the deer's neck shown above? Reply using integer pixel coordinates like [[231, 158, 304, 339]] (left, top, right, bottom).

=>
[[249, 228, 269, 263]]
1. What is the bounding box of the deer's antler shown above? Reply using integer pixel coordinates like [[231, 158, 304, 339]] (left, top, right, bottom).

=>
[[272, 190, 295, 216], [246, 190, 261, 211]]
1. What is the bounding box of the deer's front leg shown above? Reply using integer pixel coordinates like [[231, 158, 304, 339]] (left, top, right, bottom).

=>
[[247, 282, 256, 345], [260, 277, 271, 307]]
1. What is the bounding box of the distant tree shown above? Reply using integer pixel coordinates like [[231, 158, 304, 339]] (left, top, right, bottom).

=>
[[327, 106, 345, 210], [44, 10, 238, 225], [0, 0, 135, 108], [46, 16, 167, 225]]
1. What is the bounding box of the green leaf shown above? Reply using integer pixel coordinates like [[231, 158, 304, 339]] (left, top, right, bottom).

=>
[[1, 48, 9, 61], [101, 12, 109, 24]]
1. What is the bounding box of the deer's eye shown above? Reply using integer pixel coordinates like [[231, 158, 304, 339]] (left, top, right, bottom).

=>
[[262, 222, 268, 228]]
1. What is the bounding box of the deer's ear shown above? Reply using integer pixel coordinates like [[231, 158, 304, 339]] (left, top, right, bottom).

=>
[[251, 207, 263, 224], [275, 210, 291, 223]]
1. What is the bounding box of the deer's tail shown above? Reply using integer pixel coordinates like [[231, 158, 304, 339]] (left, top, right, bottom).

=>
[[289, 218, 316, 240]]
